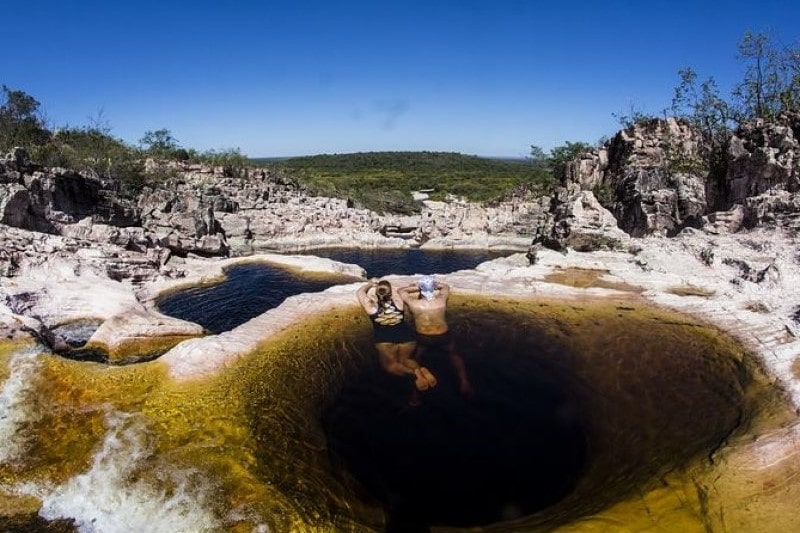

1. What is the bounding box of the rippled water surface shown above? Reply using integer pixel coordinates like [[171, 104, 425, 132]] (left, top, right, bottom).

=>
[[4, 245, 789, 531], [0, 294, 786, 532]]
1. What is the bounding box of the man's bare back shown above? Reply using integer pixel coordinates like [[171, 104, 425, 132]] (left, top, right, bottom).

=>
[[399, 277, 473, 396], [398, 278, 451, 333]]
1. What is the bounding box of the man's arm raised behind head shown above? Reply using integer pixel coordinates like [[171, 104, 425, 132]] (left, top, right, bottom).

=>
[[435, 281, 451, 299], [398, 284, 417, 304]]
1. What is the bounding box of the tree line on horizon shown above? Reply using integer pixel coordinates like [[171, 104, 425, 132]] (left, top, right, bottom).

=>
[[0, 83, 556, 210], [268, 151, 553, 213], [1, 30, 797, 210]]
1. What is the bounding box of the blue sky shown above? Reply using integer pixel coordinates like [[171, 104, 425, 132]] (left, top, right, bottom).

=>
[[2, 1, 799, 157]]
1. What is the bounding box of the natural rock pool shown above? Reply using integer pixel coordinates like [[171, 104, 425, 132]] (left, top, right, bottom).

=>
[[2, 289, 783, 532], [1, 248, 794, 531], [157, 262, 349, 333], [320, 297, 762, 530]]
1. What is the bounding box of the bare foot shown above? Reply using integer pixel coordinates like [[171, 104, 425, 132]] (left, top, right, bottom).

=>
[[460, 380, 475, 398], [419, 367, 438, 388], [414, 370, 430, 391]]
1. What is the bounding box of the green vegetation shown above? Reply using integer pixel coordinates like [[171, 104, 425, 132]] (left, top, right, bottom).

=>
[[554, 31, 800, 199], [1, 30, 796, 213], [0, 85, 49, 150], [617, 31, 799, 132], [528, 141, 596, 183], [39, 126, 148, 192], [139, 128, 180, 158], [263, 151, 555, 213], [0, 85, 250, 196]]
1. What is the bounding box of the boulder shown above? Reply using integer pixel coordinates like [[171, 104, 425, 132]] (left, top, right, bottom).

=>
[[565, 118, 710, 237], [723, 111, 800, 207], [85, 308, 205, 363], [531, 185, 629, 256]]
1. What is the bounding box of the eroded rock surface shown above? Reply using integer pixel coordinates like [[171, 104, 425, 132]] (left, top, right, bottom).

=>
[[724, 110, 800, 207], [4, 117, 800, 530], [566, 118, 709, 237]]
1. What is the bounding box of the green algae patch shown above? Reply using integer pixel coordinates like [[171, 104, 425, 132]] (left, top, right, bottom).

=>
[[544, 267, 643, 293], [0, 339, 31, 382], [0, 354, 166, 489], [135, 304, 381, 532]]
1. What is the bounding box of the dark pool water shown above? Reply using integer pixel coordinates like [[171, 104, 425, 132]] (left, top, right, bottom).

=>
[[323, 339, 585, 529], [158, 250, 512, 332], [318, 302, 750, 530], [158, 263, 338, 333], [297, 248, 511, 277]]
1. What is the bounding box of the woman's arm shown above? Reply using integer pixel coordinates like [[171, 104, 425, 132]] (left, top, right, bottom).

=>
[[356, 280, 378, 313]]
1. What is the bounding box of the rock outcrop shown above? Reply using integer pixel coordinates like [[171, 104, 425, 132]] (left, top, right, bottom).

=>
[[528, 120, 711, 254], [719, 111, 800, 228], [529, 184, 630, 259], [136, 166, 546, 254], [558, 113, 800, 244], [0, 152, 547, 262], [565, 118, 710, 237], [0, 151, 140, 234], [723, 111, 800, 205]]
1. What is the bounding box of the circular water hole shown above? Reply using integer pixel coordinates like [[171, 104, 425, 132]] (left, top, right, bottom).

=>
[[320, 297, 754, 531]]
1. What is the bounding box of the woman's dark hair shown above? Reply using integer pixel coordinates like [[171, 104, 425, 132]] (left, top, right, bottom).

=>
[[375, 280, 392, 303]]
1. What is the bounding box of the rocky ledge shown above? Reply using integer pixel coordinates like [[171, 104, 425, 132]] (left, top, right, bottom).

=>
[[3, 113, 800, 528], [3, 222, 794, 530]]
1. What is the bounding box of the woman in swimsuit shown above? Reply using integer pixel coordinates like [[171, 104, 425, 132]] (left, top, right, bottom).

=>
[[356, 278, 437, 396]]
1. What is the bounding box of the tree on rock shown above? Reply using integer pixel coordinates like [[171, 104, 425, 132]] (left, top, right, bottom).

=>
[[0, 85, 51, 151], [139, 128, 180, 158], [732, 31, 800, 120]]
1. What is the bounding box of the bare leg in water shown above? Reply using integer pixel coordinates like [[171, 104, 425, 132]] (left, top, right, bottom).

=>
[[376, 342, 437, 405], [415, 340, 473, 397]]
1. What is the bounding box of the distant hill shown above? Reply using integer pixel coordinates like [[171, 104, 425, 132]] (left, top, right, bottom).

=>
[[257, 151, 553, 214]]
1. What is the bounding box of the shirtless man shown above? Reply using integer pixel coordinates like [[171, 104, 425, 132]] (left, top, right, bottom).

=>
[[356, 278, 437, 398], [398, 276, 473, 396]]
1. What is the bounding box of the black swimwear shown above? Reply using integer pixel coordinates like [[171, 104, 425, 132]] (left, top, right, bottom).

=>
[[370, 300, 415, 344], [416, 331, 453, 349]]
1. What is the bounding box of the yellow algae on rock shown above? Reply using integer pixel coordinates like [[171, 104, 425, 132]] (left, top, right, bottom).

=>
[[0, 293, 794, 532]]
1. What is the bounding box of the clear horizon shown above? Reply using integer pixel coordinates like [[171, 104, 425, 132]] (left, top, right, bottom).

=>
[[3, 0, 799, 158]]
